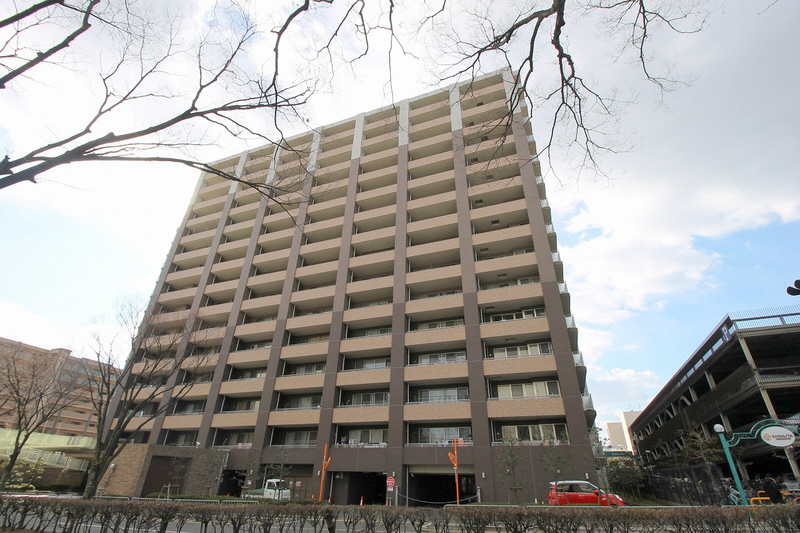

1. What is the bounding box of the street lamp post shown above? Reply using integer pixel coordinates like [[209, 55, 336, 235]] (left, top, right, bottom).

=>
[[714, 424, 748, 506]]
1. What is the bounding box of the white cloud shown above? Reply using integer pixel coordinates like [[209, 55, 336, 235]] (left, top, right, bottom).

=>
[[587, 365, 662, 427], [576, 327, 613, 364]]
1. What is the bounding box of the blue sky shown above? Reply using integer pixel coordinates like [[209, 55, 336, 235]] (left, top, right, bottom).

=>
[[1, 1, 798, 433]]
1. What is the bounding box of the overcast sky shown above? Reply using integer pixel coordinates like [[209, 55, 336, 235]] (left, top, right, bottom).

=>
[[1, 1, 798, 434]]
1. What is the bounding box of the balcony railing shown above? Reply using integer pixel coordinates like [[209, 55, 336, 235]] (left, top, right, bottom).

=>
[[406, 440, 473, 447]]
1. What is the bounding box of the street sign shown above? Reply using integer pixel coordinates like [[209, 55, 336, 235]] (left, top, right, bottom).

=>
[[760, 426, 796, 447], [387, 476, 395, 487]]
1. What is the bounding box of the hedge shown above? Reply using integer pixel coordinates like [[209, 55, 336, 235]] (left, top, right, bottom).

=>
[[0, 496, 798, 533]]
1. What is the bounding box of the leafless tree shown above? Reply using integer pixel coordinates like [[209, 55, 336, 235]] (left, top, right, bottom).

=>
[[0, 0, 315, 191], [498, 437, 523, 503], [0, 341, 81, 489], [79, 297, 215, 498], [2, 0, 709, 192]]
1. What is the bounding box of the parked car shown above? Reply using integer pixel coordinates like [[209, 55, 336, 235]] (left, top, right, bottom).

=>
[[242, 479, 291, 500], [548, 481, 626, 506]]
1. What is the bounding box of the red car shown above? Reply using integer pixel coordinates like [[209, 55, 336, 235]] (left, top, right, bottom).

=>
[[548, 481, 626, 506]]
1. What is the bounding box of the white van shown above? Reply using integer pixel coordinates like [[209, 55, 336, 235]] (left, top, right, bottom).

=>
[[242, 479, 291, 500]]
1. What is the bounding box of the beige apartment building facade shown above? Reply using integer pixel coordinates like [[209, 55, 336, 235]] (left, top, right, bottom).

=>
[[115, 70, 595, 503]]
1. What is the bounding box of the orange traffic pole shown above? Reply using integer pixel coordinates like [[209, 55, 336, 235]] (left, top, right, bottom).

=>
[[318, 444, 331, 502], [449, 439, 459, 505]]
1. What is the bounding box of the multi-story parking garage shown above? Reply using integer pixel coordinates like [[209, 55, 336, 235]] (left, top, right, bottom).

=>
[[102, 70, 596, 504], [631, 307, 800, 483]]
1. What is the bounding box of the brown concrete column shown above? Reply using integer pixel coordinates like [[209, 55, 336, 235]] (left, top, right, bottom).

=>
[[450, 85, 497, 500]]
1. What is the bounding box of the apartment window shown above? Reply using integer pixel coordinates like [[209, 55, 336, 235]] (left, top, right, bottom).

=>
[[164, 430, 198, 447], [488, 308, 546, 322], [173, 400, 206, 415], [497, 423, 569, 445], [414, 318, 464, 331], [338, 428, 388, 447], [236, 340, 271, 351], [346, 391, 389, 406], [290, 333, 330, 344], [222, 398, 260, 412], [409, 426, 472, 445], [482, 276, 540, 290], [229, 367, 266, 380], [412, 351, 467, 365], [411, 289, 461, 300], [286, 362, 325, 375], [413, 387, 469, 403], [349, 297, 392, 309], [280, 430, 317, 447], [490, 342, 553, 359], [214, 430, 254, 447], [496, 380, 560, 399], [344, 357, 391, 371], [348, 327, 392, 338], [278, 395, 322, 410]]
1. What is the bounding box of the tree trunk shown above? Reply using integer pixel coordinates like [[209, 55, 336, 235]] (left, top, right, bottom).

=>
[[0, 448, 22, 489], [83, 462, 101, 498]]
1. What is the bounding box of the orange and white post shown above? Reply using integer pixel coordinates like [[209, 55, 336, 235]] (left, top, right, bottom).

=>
[[318, 444, 332, 503], [448, 440, 459, 505]]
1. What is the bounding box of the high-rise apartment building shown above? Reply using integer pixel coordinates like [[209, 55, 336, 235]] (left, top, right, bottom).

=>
[[110, 70, 595, 503]]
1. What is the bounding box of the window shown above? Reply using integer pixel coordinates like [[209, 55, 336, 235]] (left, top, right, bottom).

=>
[[415, 387, 469, 403], [349, 327, 392, 338], [414, 351, 467, 365], [488, 308, 545, 322], [283, 430, 317, 447], [223, 398, 259, 412], [280, 395, 322, 409], [339, 428, 389, 446], [346, 357, 391, 370], [411, 426, 472, 445], [496, 380, 559, 399], [490, 342, 553, 359], [415, 318, 464, 331], [288, 363, 325, 375], [291, 333, 329, 344], [349, 392, 389, 406], [497, 423, 569, 444], [482, 276, 540, 290]]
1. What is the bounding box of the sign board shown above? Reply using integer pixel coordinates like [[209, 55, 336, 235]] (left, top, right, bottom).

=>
[[386, 476, 395, 488], [760, 426, 796, 447]]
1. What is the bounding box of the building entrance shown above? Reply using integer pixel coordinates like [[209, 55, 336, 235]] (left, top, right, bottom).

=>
[[406, 473, 476, 506], [218, 469, 246, 497], [332, 472, 387, 505]]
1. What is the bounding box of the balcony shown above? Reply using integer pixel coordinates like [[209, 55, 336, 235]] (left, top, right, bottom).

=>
[[162, 414, 204, 430], [204, 279, 238, 303], [405, 362, 468, 384], [332, 406, 390, 424], [483, 355, 557, 378], [219, 378, 265, 396], [486, 397, 565, 419], [336, 367, 391, 387], [234, 319, 277, 342], [404, 402, 471, 422], [268, 409, 321, 427], [251, 248, 291, 273], [180, 228, 215, 251], [186, 212, 222, 233], [227, 347, 271, 368], [211, 411, 259, 429], [274, 373, 325, 393], [480, 316, 549, 341]]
